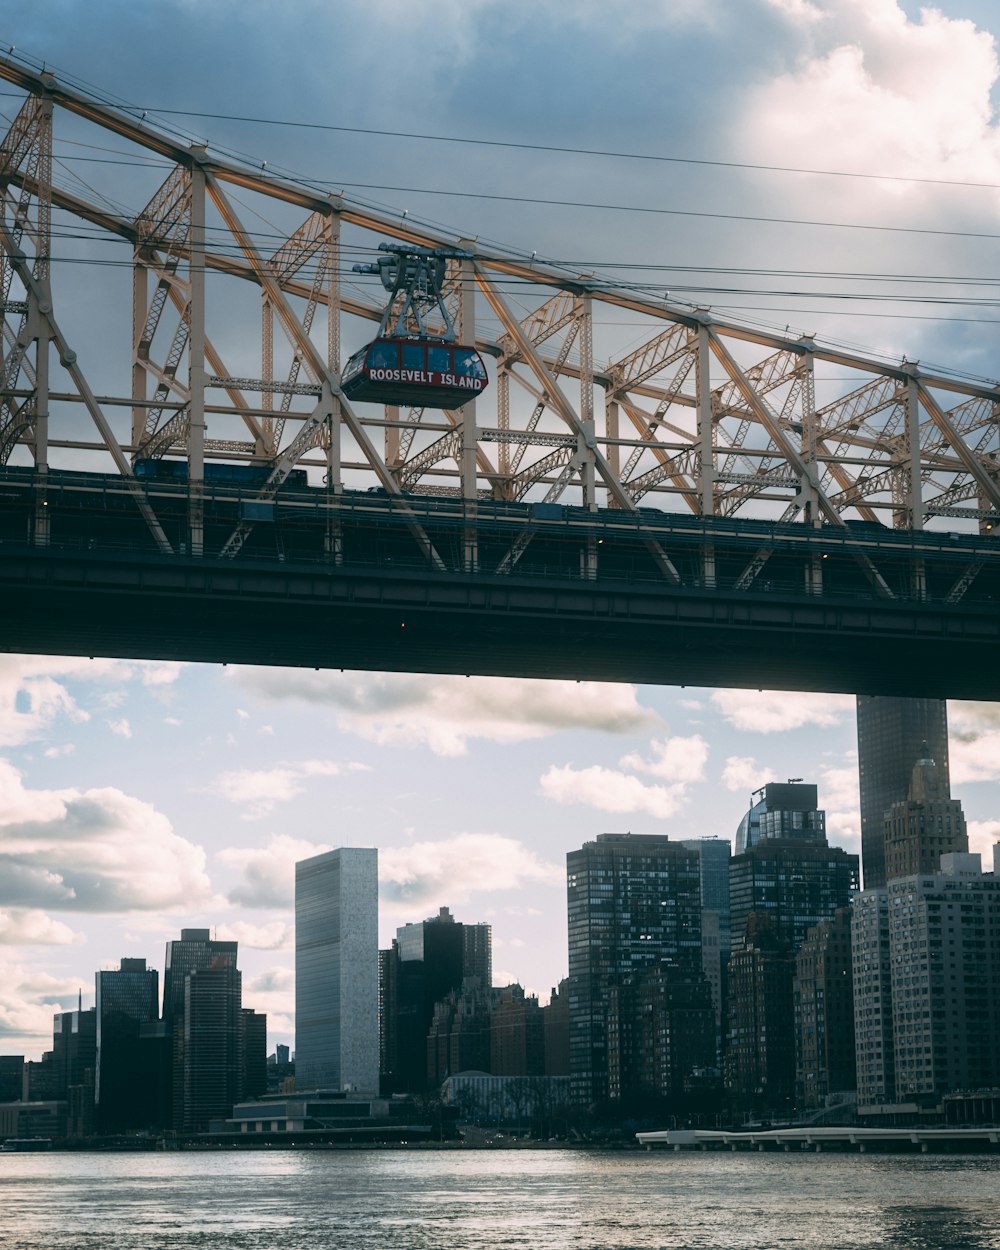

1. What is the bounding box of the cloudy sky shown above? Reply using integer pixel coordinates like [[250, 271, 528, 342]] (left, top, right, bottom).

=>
[[3, 0, 1000, 1059]]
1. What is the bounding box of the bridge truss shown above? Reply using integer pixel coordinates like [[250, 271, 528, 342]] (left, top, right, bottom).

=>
[[1, 54, 999, 623]]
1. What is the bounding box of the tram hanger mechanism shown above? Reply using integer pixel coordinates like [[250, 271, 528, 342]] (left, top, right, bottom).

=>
[[342, 243, 489, 410]]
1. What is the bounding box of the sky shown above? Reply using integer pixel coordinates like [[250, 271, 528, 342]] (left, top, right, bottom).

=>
[[2, 0, 1000, 1059]]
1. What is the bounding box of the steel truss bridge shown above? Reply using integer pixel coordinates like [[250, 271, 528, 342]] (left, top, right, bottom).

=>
[[1, 56, 999, 696]]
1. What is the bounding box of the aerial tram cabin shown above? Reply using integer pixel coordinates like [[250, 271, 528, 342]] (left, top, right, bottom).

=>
[[341, 242, 489, 411]]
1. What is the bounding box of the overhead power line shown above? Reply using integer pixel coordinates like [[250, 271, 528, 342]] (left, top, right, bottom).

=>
[[136, 106, 1000, 193]]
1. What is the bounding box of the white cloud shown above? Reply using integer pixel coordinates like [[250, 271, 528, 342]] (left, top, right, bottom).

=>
[[722, 756, 776, 792], [619, 735, 709, 783], [164, 717, 182, 728], [228, 668, 660, 756], [43, 744, 75, 759], [380, 833, 562, 910], [0, 958, 86, 1054], [107, 718, 132, 739], [214, 920, 293, 951], [948, 702, 1000, 784], [216, 834, 330, 908], [209, 759, 370, 819], [539, 763, 691, 820], [0, 909, 84, 946], [710, 689, 852, 733], [0, 759, 213, 912], [138, 662, 186, 687], [967, 821, 1000, 864]]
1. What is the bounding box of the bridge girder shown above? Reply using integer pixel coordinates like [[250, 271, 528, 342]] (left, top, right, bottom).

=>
[[0, 52, 998, 633]]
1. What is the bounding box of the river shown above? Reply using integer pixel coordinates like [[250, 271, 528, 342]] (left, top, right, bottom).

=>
[[1, 1148, 999, 1249]]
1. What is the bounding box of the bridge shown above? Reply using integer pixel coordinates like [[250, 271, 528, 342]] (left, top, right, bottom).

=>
[[1, 54, 999, 696]]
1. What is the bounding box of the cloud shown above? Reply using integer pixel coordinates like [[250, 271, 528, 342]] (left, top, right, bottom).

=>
[[379, 833, 562, 910], [215, 921, 294, 951], [967, 821, 1000, 865], [107, 718, 132, 739], [43, 745, 76, 759], [0, 958, 85, 1054], [619, 735, 709, 783], [209, 759, 370, 819], [722, 756, 776, 792], [0, 656, 190, 753], [228, 668, 660, 756], [246, 966, 294, 995], [948, 702, 1000, 784], [0, 759, 213, 912], [215, 834, 330, 908], [710, 690, 853, 733], [539, 763, 692, 820], [138, 662, 186, 687], [0, 909, 84, 946]]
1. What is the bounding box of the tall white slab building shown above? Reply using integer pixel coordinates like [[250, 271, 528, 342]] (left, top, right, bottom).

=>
[[295, 847, 378, 1094]]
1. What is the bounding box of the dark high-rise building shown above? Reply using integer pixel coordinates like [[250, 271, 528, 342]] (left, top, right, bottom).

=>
[[52, 1006, 96, 1099], [490, 985, 545, 1077], [163, 929, 241, 1131], [95, 957, 160, 1133], [542, 980, 571, 1077], [793, 908, 856, 1109], [380, 906, 492, 1094], [728, 790, 857, 1113], [735, 783, 826, 854], [681, 838, 732, 1046], [567, 833, 704, 1105], [606, 965, 715, 1104], [726, 913, 796, 1116], [0, 1055, 24, 1101], [857, 696, 950, 889], [239, 1009, 268, 1101], [729, 812, 859, 955], [425, 979, 496, 1086], [883, 747, 967, 882]]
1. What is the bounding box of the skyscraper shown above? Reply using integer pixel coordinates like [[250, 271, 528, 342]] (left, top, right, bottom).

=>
[[163, 929, 241, 1132], [793, 908, 856, 1109], [883, 746, 967, 882], [380, 905, 492, 1094], [856, 695, 950, 889], [853, 853, 1000, 1106], [727, 786, 858, 1113], [295, 848, 379, 1094], [567, 833, 705, 1105], [95, 957, 160, 1133]]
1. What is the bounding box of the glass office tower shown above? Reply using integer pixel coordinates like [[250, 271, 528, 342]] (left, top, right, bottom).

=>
[[295, 848, 378, 1094], [856, 696, 950, 889]]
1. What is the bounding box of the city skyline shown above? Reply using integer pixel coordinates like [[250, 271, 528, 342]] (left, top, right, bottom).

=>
[[4, 0, 1000, 1066], [2, 655, 1000, 1061]]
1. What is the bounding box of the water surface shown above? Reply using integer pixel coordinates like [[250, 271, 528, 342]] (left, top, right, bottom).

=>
[[2, 1148, 998, 1249]]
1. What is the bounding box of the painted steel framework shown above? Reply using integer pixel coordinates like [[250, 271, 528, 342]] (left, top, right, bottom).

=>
[[1, 55, 999, 614]]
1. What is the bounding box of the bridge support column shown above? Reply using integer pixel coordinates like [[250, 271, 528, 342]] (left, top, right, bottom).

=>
[[459, 251, 479, 572], [696, 321, 716, 587], [187, 153, 207, 558]]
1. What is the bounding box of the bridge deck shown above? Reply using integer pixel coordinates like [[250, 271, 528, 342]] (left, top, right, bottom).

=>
[[2, 469, 998, 697]]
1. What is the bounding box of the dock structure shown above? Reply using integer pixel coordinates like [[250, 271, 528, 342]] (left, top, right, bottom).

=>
[[636, 1127, 1000, 1153]]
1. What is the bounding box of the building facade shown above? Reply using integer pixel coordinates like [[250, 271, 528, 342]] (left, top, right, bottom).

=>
[[852, 888, 896, 1105], [567, 833, 704, 1105], [380, 906, 492, 1094], [856, 695, 950, 890], [95, 957, 160, 1133], [295, 848, 379, 1094], [793, 908, 856, 1109], [882, 748, 967, 883], [163, 929, 241, 1132]]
